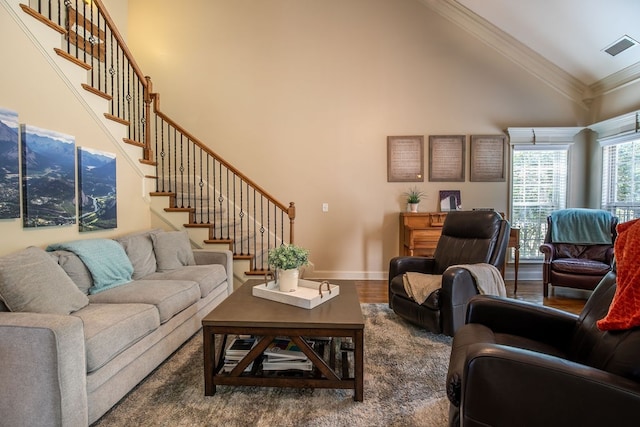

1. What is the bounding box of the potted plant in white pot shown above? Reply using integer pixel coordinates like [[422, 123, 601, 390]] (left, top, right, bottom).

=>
[[404, 187, 426, 213], [267, 244, 310, 292]]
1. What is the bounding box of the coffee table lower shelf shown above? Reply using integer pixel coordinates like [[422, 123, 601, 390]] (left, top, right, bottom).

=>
[[203, 327, 364, 401]]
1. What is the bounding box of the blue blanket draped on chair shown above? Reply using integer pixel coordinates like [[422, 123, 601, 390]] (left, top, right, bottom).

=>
[[47, 239, 134, 293], [550, 208, 613, 244]]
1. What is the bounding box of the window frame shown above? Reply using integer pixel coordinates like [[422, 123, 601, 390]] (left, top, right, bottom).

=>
[[600, 136, 640, 222], [507, 127, 582, 262], [510, 144, 570, 260]]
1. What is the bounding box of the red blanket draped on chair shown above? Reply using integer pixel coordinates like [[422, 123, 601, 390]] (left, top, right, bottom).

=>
[[597, 218, 640, 331]]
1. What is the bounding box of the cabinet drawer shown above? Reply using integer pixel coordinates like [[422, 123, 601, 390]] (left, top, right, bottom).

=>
[[411, 229, 441, 244]]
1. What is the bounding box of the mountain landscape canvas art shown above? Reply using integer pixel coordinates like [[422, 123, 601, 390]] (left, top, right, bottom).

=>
[[21, 124, 76, 227], [78, 147, 117, 231], [0, 107, 20, 219]]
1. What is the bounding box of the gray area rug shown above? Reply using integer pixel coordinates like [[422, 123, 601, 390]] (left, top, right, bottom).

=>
[[93, 304, 452, 427]]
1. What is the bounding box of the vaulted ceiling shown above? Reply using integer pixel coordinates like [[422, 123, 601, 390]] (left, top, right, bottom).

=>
[[421, 0, 640, 106]]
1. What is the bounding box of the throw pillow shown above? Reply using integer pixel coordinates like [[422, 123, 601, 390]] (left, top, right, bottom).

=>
[[47, 239, 134, 295], [115, 229, 162, 279], [151, 230, 196, 272], [597, 218, 640, 331], [50, 250, 93, 295], [0, 246, 89, 314]]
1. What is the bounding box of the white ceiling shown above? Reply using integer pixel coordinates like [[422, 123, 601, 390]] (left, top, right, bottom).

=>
[[456, 0, 640, 87]]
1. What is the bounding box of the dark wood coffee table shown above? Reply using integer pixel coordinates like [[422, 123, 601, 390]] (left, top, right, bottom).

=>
[[202, 279, 365, 401]]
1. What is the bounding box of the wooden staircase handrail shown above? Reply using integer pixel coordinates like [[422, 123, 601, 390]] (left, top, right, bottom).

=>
[[92, 0, 147, 84], [20, 0, 297, 260], [90, 0, 293, 225], [145, 76, 295, 219]]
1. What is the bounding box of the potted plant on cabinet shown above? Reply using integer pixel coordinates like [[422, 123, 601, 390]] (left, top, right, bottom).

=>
[[267, 244, 310, 292], [404, 187, 426, 213]]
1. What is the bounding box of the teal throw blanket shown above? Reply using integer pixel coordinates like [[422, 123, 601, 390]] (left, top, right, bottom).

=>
[[47, 239, 134, 294], [550, 209, 613, 245]]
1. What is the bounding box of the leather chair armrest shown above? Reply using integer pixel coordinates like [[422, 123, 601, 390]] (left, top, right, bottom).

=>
[[388, 256, 436, 282], [440, 267, 480, 336], [460, 345, 640, 427], [539, 242, 555, 262], [605, 246, 615, 265], [388, 256, 437, 309], [466, 295, 578, 349]]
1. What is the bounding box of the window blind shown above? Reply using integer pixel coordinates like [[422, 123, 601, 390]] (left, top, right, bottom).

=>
[[601, 139, 640, 222], [511, 147, 568, 259]]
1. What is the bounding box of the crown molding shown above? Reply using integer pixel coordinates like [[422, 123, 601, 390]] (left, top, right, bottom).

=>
[[419, 0, 590, 108], [589, 62, 640, 97], [589, 111, 640, 141]]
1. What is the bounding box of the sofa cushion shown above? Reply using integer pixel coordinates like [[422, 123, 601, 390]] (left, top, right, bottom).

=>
[[143, 264, 227, 298], [72, 303, 160, 373], [115, 229, 162, 280], [88, 280, 200, 323], [552, 258, 611, 275], [151, 231, 196, 272], [0, 247, 89, 314], [49, 250, 93, 295]]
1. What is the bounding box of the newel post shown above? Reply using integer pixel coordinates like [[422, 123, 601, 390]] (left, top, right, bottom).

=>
[[288, 202, 296, 244]]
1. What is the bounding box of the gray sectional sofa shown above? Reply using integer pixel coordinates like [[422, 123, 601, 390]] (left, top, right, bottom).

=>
[[0, 229, 233, 426]]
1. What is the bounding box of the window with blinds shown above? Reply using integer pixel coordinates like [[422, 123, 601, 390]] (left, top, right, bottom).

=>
[[511, 148, 568, 259], [602, 138, 640, 222]]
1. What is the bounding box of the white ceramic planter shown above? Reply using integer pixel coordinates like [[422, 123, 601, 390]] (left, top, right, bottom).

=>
[[277, 268, 299, 292]]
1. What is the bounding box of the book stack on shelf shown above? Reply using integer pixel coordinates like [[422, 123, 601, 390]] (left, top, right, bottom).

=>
[[223, 336, 257, 373], [262, 337, 313, 371]]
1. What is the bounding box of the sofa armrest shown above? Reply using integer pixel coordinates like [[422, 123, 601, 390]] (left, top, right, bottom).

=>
[[458, 344, 640, 426], [0, 312, 88, 427], [193, 249, 234, 295]]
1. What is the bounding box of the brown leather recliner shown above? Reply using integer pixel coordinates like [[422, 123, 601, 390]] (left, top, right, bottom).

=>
[[388, 210, 510, 336], [446, 270, 640, 427], [540, 209, 617, 297]]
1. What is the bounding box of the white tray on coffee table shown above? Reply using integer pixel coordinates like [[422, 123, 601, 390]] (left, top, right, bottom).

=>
[[252, 279, 340, 309]]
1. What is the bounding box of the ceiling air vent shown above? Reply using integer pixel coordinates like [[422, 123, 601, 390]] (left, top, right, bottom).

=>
[[603, 35, 638, 57]]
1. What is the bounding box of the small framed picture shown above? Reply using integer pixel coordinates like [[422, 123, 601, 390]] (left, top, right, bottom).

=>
[[429, 135, 465, 182], [387, 135, 424, 182], [470, 135, 506, 182], [439, 190, 462, 212]]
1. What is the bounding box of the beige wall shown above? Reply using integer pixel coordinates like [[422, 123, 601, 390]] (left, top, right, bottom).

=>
[[4, 0, 632, 277], [126, 0, 596, 278], [0, 1, 151, 256]]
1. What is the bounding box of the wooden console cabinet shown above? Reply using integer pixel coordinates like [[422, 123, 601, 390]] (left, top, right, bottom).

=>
[[399, 212, 448, 257], [399, 212, 520, 289]]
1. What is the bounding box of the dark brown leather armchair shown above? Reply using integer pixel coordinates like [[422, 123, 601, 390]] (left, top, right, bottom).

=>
[[388, 211, 510, 336], [446, 271, 640, 427], [540, 209, 617, 297]]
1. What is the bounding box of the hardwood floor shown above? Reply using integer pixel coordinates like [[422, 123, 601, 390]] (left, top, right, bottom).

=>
[[343, 279, 587, 315]]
